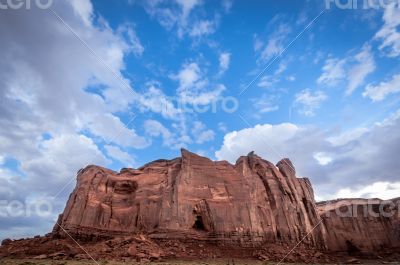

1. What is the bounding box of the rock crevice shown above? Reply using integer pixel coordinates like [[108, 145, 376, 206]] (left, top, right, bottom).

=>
[[48, 150, 399, 252]]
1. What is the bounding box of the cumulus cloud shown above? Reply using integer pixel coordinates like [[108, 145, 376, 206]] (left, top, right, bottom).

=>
[[105, 145, 134, 166], [138, 83, 182, 120], [215, 109, 400, 200], [172, 62, 225, 105], [144, 119, 215, 148], [0, 134, 109, 238], [144, 119, 177, 148], [22, 134, 109, 191], [191, 121, 215, 144], [334, 181, 400, 200], [69, 0, 94, 26], [0, 0, 150, 238], [363, 73, 400, 101], [294, 89, 327, 117]]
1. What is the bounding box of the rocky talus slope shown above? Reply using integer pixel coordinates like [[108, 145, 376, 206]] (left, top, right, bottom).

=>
[[1, 150, 399, 263]]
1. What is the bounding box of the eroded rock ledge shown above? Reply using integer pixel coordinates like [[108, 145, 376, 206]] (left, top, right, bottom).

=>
[[1, 149, 399, 262]]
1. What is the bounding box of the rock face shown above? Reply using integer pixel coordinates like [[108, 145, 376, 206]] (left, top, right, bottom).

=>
[[2, 149, 398, 262], [53, 149, 326, 247], [317, 198, 400, 252], [52, 149, 400, 255]]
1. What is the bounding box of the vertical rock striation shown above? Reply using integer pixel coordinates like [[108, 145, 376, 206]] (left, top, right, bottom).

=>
[[54, 149, 326, 247], [52, 149, 399, 254]]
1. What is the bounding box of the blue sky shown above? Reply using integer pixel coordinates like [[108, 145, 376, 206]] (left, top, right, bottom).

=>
[[0, 0, 400, 238]]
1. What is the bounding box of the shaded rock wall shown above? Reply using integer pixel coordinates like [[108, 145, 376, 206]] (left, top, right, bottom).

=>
[[317, 198, 400, 252], [54, 149, 326, 247], [53, 149, 399, 253]]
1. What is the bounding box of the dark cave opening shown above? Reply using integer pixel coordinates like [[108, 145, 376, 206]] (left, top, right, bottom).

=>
[[346, 240, 360, 255], [192, 215, 206, 231]]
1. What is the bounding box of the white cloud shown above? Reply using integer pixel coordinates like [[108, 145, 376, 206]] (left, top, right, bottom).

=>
[[253, 34, 263, 52], [192, 121, 215, 144], [259, 24, 291, 62], [275, 61, 287, 75], [215, 109, 400, 200], [218, 122, 228, 133], [317, 45, 375, 95], [374, 2, 400, 57], [313, 152, 333, 166], [363, 73, 400, 101], [215, 123, 301, 163], [189, 19, 218, 37], [218, 52, 231, 75], [142, 0, 222, 39], [294, 89, 327, 117], [335, 181, 400, 200], [176, 0, 200, 20], [69, 0, 93, 27], [221, 0, 233, 12], [287, 75, 296, 81], [117, 24, 145, 57], [144, 119, 215, 148], [327, 127, 369, 146], [144, 119, 183, 149], [257, 75, 276, 89], [346, 44, 375, 95], [138, 83, 182, 120], [105, 145, 134, 166], [143, 0, 201, 34], [252, 94, 279, 114], [317, 57, 346, 86], [0, 0, 151, 238], [172, 62, 225, 105], [85, 113, 149, 148], [174, 62, 201, 89], [0, 133, 108, 239], [22, 134, 109, 193], [256, 61, 287, 89]]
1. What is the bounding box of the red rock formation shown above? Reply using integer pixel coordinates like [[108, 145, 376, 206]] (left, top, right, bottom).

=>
[[53, 149, 326, 247], [317, 197, 400, 252], [1, 150, 399, 262]]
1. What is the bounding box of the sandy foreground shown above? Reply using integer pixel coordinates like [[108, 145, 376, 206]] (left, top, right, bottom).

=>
[[1, 259, 400, 265]]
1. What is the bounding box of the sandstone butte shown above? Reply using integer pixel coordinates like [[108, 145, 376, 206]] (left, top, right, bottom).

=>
[[1, 149, 399, 263]]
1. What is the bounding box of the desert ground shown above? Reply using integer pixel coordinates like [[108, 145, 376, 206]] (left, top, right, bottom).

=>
[[1, 259, 400, 265]]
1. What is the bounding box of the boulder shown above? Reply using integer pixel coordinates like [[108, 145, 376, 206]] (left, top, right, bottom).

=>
[[33, 254, 48, 259], [127, 245, 137, 256], [1, 239, 12, 246]]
